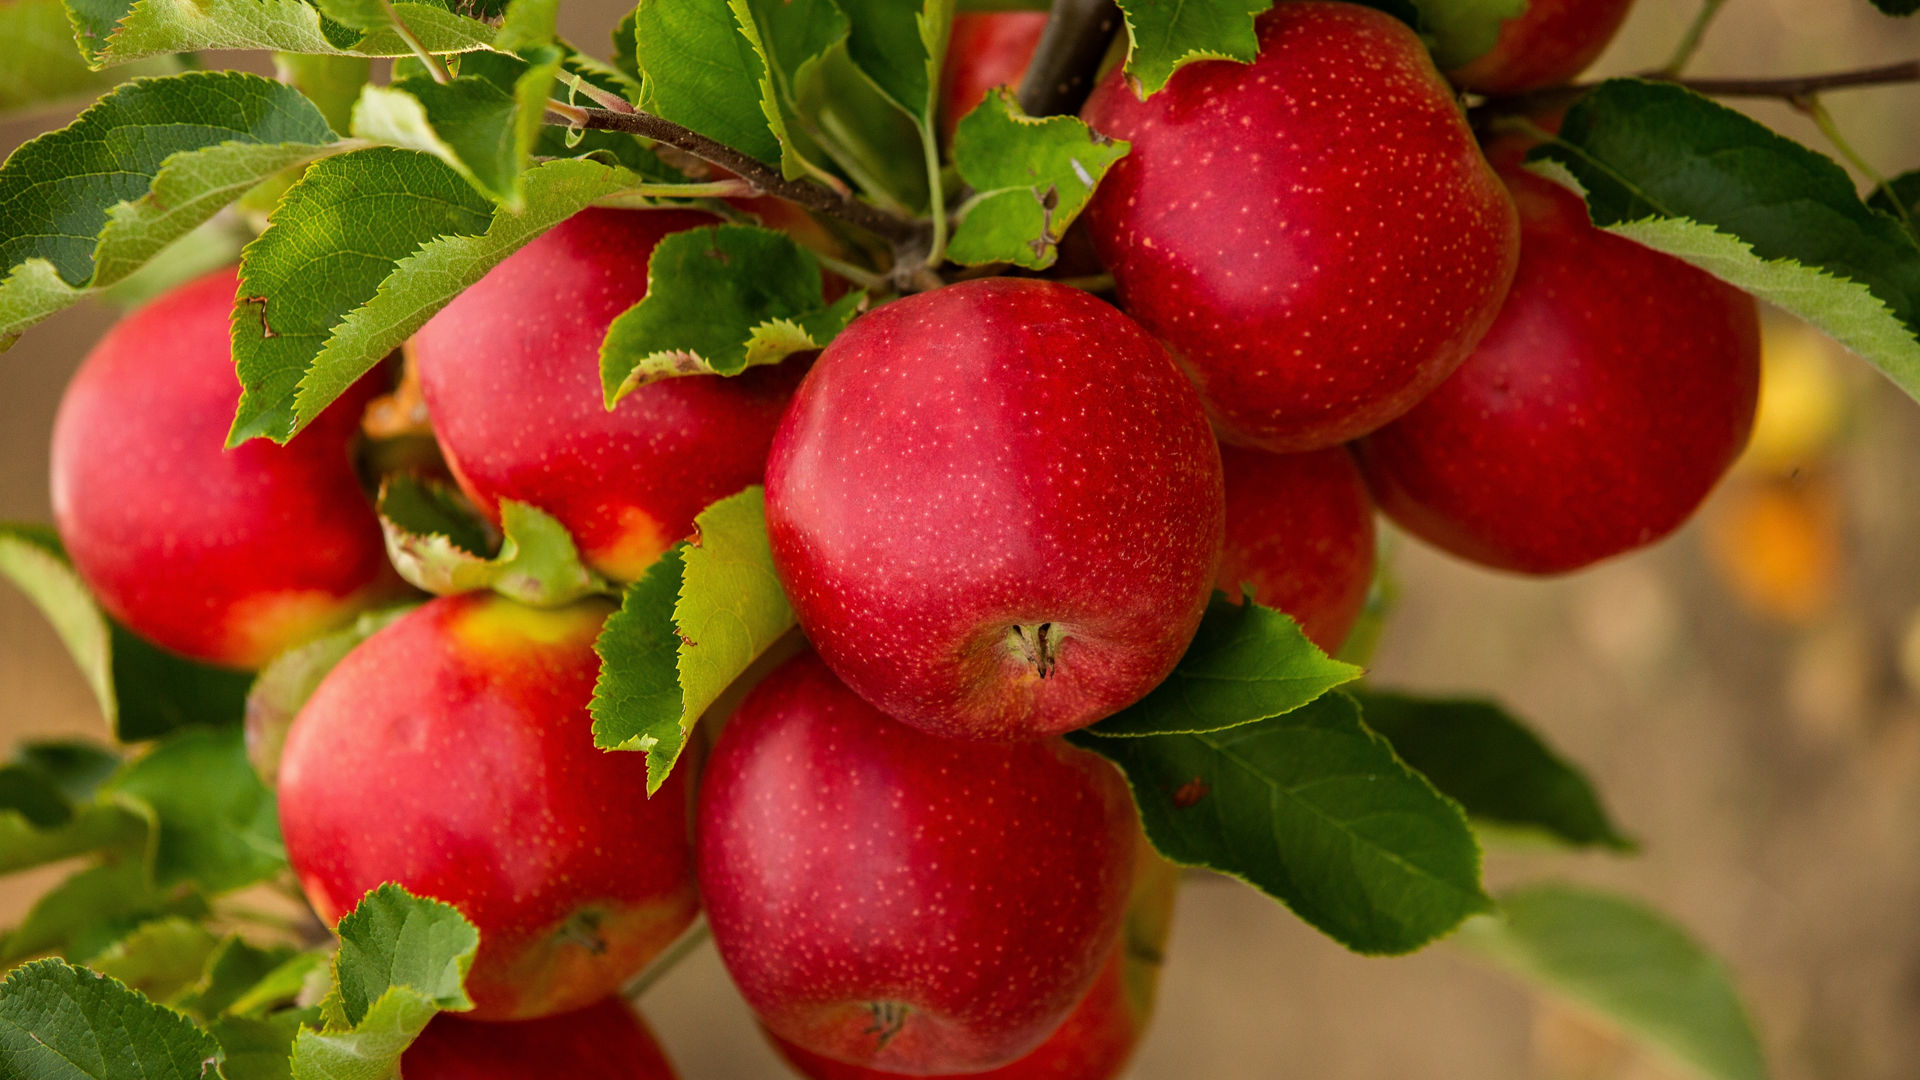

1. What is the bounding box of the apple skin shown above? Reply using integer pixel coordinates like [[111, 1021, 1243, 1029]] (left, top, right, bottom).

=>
[[766, 843, 1179, 1080], [1217, 446, 1376, 654], [1352, 162, 1761, 575], [48, 267, 402, 669], [402, 997, 679, 1079], [764, 277, 1223, 742], [411, 207, 808, 582], [696, 651, 1140, 1074], [278, 594, 699, 1020], [1080, 1, 1520, 453], [1446, 0, 1637, 96], [940, 13, 1048, 143]]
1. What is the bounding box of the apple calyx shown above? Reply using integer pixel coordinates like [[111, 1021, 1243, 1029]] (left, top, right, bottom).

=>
[[863, 1002, 910, 1050], [554, 909, 611, 956], [1008, 622, 1067, 679]]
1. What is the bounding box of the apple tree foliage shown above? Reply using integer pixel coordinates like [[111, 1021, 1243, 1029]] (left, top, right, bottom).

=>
[[3, 0, 1918, 1073]]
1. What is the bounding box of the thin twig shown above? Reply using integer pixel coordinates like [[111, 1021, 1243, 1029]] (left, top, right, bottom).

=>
[[546, 107, 926, 245], [1017, 0, 1123, 117], [1796, 94, 1915, 235], [1661, 0, 1729, 78], [1473, 59, 1920, 120], [622, 921, 712, 1000]]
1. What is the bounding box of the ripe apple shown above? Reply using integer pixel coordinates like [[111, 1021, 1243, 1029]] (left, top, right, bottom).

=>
[[48, 267, 402, 669], [278, 594, 699, 1020], [403, 997, 679, 1079], [697, 651, 1140, 1074], [1217, 446, 1376, 654], [1080, 1, 1520, 453], [940, 13, 1047, 142], [766, 841, 1180, 1080], [1446, 0, 1637, 96], [1352, 161, 1761, 575], [411, 207, 807, 582], [763, 277, 1223, 741]]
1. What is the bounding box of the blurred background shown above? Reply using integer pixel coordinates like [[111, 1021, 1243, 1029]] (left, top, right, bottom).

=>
[[4, 1, 1919, 1077]]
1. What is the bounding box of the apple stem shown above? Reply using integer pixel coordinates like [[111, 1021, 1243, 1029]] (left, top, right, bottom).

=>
[[1660, 0, 1728, 78], [862, 1001, 910, 1051], [1017, 0, 1124, 118], [621, 920, 712, 1000]]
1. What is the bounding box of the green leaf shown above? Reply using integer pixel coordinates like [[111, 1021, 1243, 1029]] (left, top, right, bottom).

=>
[[791, 42, 930, 211], [0, 525, 251, 742], [70, 0, 498, 69], [1112, 0, 1266, 97], [593, 487, 796, 794], [1090, 593, 1361, 737], [839, 0, 951, 122], [1533, 79, 1920, 406], [1353, 691, 1634, 851], [273, 54, 372, 135], [0, 0, 176, 115], [0, 70, 340, 348], [213, 1010, 313, 1080], [1867, 169, 1920, 242], [1868, 0, 1919, 14], [106, 728, 285, 895], [245, 605, 416, 789], [1071, 692, 1491, 955], [229, 153, 643, 444], [1404, 0, 1526, 69], [1457, 884, 1767, 1080], [350, 56, 560, 208], [86, 917, 220, 1004], [631, 0, 784, 167], [175, 937, 307, 1020], [376, 475, 610, 607], [2, 859, 208, 964], [289, 884, 478, 1080], [0, 958, 218, 1080], [600, 224, 860, 401], [949, 88, 1128, 268], [0, 740, 145, 875]]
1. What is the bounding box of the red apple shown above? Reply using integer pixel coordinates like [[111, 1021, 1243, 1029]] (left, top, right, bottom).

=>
[[940, 13, 1048, 143], [1446, 0, 1637, 96], [48, 267, 402, 669], [697, 651, 1139, 1074], [1217, 446, 1376, 654], [1352, 162, 1761, 575], [278, 594, 698, 1020], [766, 842, 1180, 1080], [764, 277, 1223, 741], [1080, 1, 1520, 453], [402, 997, 679, 1079], [411, 207, 807, 582]]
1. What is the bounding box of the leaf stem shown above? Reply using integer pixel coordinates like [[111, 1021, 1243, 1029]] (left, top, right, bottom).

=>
[[383, 0, 452, 85], [546, 107, 927, 245], [921, 120, 949, 268], [812, 251, 890, 291], [1016, 0, 1124, 117], [622, 920, 712, 1000], [561, 71, 638, 114], [1660, 0, 1728, 78], [1796, 93, 1915, 236]]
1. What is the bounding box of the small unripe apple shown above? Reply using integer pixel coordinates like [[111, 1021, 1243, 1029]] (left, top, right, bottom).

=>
[[1217, 446, 1376, 654], [1353, 162, 1761, 574], [1081, 1, 1520, 453], [940, 13, 1047, 142], [697, 652, 1139, 1074], [765, 277, 1223, 741], [766, 841, 1179, 1080], [411, 207, 807, 582], [279, 594, 698, 1020], [1446, 0, 1637, 96], [402, 997, 678, 1079], [49, 267, 402, 669]]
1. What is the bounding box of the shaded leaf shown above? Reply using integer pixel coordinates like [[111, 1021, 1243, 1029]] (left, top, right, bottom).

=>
[[949, 88, 1128, 269], [1457, 883, 1767, 1080], [0, 0, 176, 115], [1071, 692, 1490, 955], [376, 475, 610, 607], [2, 859, 208, 964], [86, 917, 220, 1004], [245, 606, 416, 788], [106, 727, 284, 894], [70, 0, 497, 69]]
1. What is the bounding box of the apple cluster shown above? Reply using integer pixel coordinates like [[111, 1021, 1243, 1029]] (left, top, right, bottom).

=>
[[39, 0, 1765, 1075]]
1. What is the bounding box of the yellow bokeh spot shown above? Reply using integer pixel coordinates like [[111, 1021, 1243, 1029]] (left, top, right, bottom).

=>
[[1743, 316, 1848, 475]]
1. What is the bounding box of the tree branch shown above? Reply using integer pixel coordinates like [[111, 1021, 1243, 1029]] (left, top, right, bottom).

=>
[[1475, 60, 1920, 120], [1017, 0, 1123, 117], [547, 107, 927, 244]]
